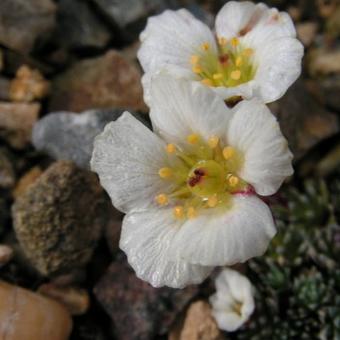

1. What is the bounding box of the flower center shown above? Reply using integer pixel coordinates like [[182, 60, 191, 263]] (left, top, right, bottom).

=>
[[155, 134, 251, 220], [190, 37, 256, 88]]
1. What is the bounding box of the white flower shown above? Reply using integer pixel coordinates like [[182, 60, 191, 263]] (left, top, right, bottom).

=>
[[91, 76, 293, 288], [210, 268, 255, 332], [138, 1, 303, 104]]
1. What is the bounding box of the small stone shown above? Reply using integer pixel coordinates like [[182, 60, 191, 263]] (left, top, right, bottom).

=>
[[0, 102, 40, 149], [56, 0, 111, 50], [173, 301, 224, 340], [0, 77, 10, 101], [13, 166, 42, 198], [94, 257, 199, 340], [319, 75, 340, 111], [12, 161, 109, 276], [297, 22, 318, 47], [32, 109, 127, 169], [0, 0, 57, 54], [317, 0, 338, 18], [49, 50, 146, 113], [0, 245, 13, 267], [9, 65, 50, 103], [0, 280, 72, 340], [269, 80, 339, 161], [38, 284, 90, 315], [0, 148, 16, 189], [308, 48, 340, 76]]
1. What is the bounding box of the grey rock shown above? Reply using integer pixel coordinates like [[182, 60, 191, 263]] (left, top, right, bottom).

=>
[[32, 109, 149, 169], [91, 0, 178, 39], [94, 256, 199, 340], [56, 0, 111, 50], [12, 161, 110, 276], [269, 80, 339, 161], [0, 0, 57, 54]]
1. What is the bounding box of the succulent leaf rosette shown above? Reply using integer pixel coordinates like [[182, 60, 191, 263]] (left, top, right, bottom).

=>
[[138, 1, 303, 104], [91, 76, 293, 288]]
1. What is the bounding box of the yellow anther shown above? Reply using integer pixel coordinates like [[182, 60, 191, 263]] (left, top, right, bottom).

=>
[[187, 134, 199, 144], [243, 48, 254, 57], [201, 42, 210, 51], [230, 37, 239, 47], [235, 56, 242, 67], [213, 73, 223, 80], [192, 65, 202, 74], [190, 55, 200, 65], [155, 194, 169, 206], [218, 36, 228, 46], [228, 175, 239, 187], [158, 167, 173, 178], [166, 143, 176, 154], [187, 206, 197, 219], [174, 206, 184, 219], [231, 70, 241, 80], [201, 78, 213, 86], [207, 195, 218, 208], [208, 135, 219, 149], [223, 146, 235, 160]]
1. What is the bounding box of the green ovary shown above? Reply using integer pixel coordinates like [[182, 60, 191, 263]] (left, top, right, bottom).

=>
[[155, 134, 249, 220]]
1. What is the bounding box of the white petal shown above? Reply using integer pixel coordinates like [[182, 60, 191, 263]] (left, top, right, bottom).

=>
[[91, 112, 171, 213], [120, 208, 213, 288], [242, 9, 296, 47], [170, 195, 276, 266], [227, 99, 294, 195], [253, 37, 304, 103], [210, 268, 255, 332], [138, 9, 216, 75], [215, 268, 254, 312], [212, 309, 247, 332], [211, 81, 255, 101], [149, 75, 233, 144], [215, 1, 268, 39]]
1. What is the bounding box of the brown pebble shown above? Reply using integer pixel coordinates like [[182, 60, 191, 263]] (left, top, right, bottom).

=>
[[9, 65, 50, 103], [38, 283, 90, 315], [0, 280, 72, 340], [0, 245, 13, 267], [173, 300, 224, 340], [13, 166, 42, 198]]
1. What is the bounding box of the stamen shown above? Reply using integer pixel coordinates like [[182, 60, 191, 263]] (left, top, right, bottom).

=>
[[243, 48, 254, 57], [236, 56, 242, 67], [201, 42, 210, 51], [223, 146, 235, 160], [218, 37, 228, 46], [159, 167, 173, 178], [187, 134, 200, 145], [187, 207, 197, 219], [213, 73, 223, 80], [207, 195, 218, 207], [228, 175, 239, 187], [230, 37, 239, 47], [155, 194, 168, 206], [201, 78, 213, 86], [208, 136, 219, 149], [190, 55, 200, 64], [166, 144, 176, 154], [174, 206, 184, 219], [192, 65, 202, 74], [231, 70, 241, 80]]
